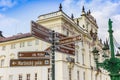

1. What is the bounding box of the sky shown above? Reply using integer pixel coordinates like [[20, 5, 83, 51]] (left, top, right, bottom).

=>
[[0, 0, 120, 44]]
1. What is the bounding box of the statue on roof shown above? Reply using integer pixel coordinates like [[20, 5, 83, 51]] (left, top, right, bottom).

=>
[[59, 3, 62, 11]]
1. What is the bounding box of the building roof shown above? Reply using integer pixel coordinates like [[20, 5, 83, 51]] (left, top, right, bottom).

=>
[[0, 33, 32, 43]]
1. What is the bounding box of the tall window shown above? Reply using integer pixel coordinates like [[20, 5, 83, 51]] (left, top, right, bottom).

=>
[[20, 42, 25, 48], [77, 71, 79, 80], [81, 40, 84, 47], [19, 74, 22, 80], [27, 41, 32, 46], [100, 74, 102, 80], [76, 51, 79, 63], [95, 75, 97, 80], [82, 54, 84, 65], [0, 76, 2, 80], [27, 74, 30, 80], [11, 44, 15, 49], [66, 30, 69, 36], [9, 75, 13, 80], [1, 59, 4, 67], [2, 46, 6, 50], [35, 73, 37, 80], [35, 40, 39, 45], [83, 72, 85, 80], [89, 54, 91, 66], [91, 71, 93, 80], [89, 43, 91, 49]]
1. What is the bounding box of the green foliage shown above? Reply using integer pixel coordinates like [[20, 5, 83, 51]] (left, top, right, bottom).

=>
[[98, 58, 120, 74]]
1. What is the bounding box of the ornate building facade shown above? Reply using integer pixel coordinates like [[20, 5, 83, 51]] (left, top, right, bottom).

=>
[[0, 4, 110, 80]]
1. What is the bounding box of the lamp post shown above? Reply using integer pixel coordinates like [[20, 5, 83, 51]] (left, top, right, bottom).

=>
[[66, 57, 75, 80], [92, 19, 120, 80]]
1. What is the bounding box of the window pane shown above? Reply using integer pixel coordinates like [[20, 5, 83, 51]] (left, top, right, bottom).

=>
[[35, 73, 37, 80], [27, 74, 30, 80], [2, 46, 5, 50], [1, 59, 4, 67], [9, 75, 13, 80], [35, 40, 39, 45], [19, 74, 22, 80], [27, 41, 32, 46]]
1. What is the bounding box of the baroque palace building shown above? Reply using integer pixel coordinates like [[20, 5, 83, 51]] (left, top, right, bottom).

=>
[[0, 4, 110, 80]]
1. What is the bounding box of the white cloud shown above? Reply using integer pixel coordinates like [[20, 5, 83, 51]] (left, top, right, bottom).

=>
[[0, 13, 19, 36], [0, 0, 28, 11], [112, 14, 120, 43], [0, 14, 19, 27], [62, 0, 120, 43], [0, 0, 17, 11]]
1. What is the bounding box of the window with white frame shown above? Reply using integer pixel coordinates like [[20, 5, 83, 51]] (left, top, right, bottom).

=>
[[83, 72, 85, 80], [26, 74, 30, 80], [77, 71, 79, 80], [1, 59, 4, 67], [76, 50, 79, 63], [82, 53, 84, 65], [11, 44, 16, 49], [0, 76, 2, 80], [66, 29, 69, 36], [2, 46, 6, 50], [89, 54, 91, 66], [18, 74, 22, 80], [91, 71, 93, 80], [27, 41, 32, 46], [9, 75, 13, 80], [35, 39, 39, 45], [81, 40, 84, 47], [35, 73, 37, 80], [20, 42, 25, 48]]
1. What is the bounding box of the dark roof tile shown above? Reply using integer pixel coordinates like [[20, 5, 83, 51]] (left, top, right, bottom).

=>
[[0, 33, 32, 43]]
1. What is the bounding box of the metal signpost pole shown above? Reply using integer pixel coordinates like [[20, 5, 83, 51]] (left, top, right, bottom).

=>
[[51, 30, 55, 80]]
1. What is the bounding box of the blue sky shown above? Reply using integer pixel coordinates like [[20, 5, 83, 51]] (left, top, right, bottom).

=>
[[0, 0, 120, 43], [0, 0, 63, 36]]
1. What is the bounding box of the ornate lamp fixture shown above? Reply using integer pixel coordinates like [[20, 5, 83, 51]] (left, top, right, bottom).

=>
[[92, 47, 99, 60], [92, 19, 120, 80]]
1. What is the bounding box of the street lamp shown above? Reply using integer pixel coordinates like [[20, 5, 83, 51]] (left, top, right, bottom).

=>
[[92, 47, 99, 69], [92, 19, 120, 80], [66, 56, 75, 80], [102, 41, 109, 58], [92, 47, 99, 60]]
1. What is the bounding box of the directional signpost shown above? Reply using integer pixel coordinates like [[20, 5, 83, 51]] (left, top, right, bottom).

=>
[[10, 59, 50, 66], [31, 21, 82, 80], [59, 35, 81, 45], [57, 45, 75, 54], [31, 21, 52, 43], [18, 51, 50, 59]]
